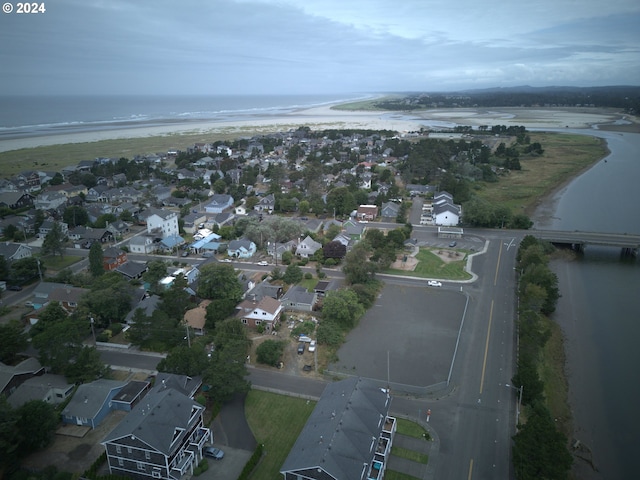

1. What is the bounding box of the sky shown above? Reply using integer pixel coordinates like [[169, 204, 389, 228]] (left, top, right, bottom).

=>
[[1, 0, 639, 95]]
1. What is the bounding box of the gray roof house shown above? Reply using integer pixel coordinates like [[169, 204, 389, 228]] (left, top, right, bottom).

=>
[[227, 239, 256, 259], [7, 373, 74, 409], [280, 285, 317, 312], [204, 194, 234, 214], [61, 379, 127, 429], [0, 242, 32, 262], [295, 235, 322, 258], [280, 376, 397, 480], [380, 202, 400, 219], [101, 387, 211, 480], [0, 357, 45, 397]]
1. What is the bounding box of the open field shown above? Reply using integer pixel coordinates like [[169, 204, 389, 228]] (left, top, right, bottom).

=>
[[474, 132, 608, 214]]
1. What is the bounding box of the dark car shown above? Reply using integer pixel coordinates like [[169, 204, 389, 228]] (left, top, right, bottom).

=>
[[7, 285, 22, 291], [203, 446, 224, 459], [297, 342, 305, 355], [449, 241, 457, 247]]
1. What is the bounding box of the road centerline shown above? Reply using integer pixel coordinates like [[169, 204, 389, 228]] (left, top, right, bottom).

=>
[[479, 300, 494, 395]]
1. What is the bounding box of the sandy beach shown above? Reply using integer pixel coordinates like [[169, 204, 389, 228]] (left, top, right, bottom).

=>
[[1, 104, 637, 153]]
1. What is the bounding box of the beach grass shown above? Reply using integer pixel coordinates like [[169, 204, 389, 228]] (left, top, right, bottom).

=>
[[331, 95, 401, 111], [474, 132, 608, 214]]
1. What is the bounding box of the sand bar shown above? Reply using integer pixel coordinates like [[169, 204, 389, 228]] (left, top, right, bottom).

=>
[[1, 104, 637, 153]]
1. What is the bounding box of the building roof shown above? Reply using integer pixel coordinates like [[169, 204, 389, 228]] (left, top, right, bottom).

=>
[[7, 373, 73, 408], [281, 377, 392, 479], [102, 387, 203, 455], [152, 373, 202, 398], [62, 379, 127, 419], [281, 285, 316, 306]]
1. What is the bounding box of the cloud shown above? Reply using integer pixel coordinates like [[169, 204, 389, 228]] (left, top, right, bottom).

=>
[[0, 0, 638, 94]]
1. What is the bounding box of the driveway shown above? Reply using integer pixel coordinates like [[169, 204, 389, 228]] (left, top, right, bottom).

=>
[[327, 283, 467, 391]]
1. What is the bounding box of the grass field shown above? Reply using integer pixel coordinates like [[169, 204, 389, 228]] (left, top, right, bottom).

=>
[[244, 390, 316, 479], [475, 132, 607, 214], [383, 248, 472, 280]]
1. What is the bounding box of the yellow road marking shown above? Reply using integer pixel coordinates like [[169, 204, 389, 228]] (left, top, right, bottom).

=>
[[479, 300, 494, 394], [468, 458, 474, 480], [494, 240, 503, 286]]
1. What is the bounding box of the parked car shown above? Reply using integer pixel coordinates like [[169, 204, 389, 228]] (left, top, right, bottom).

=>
[[449, 241, 457, 247], [181, 251, 189, 257], [203, 447, 224, 459], [428, 280, 442, 287], [221, 258, 232, 263], [257, 261, 269, 266], [201, 252, 213, 257], [308, 340, 316, 352], [297, 342, 305, 355], [7, 285, 22, 291]]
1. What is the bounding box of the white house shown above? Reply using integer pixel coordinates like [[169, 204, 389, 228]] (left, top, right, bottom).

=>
[[295, 235, 322, 258], [129, 235, 156, 254], [142, 208, 179, 239], [205, 194, 234, 214]]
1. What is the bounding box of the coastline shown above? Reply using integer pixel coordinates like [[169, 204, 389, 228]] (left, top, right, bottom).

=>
[[1, 105, 637, 154]]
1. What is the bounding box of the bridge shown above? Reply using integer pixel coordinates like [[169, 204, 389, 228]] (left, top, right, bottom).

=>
[[532, 230, 640, 254]]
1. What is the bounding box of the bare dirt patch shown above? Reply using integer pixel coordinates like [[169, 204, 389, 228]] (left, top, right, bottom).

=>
[[390, 255, 418, 271]]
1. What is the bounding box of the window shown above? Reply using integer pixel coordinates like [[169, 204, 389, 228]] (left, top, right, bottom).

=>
[[116, 445, 122, 454], [137, 462, 146, 472], [118, 458, 124, 467], [152, 469, 162, 479], [145, 451, 151, 460]]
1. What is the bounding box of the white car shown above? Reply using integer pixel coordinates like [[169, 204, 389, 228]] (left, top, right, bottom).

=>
[[428, 280, 442, 287], [257, 261, 269, 266], [308, 340, 316, 352]]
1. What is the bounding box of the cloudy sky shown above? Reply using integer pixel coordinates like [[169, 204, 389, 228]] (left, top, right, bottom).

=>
[[1, 0, 639, 95]]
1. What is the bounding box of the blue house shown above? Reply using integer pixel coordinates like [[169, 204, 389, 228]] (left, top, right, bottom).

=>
[[61, 379, 127, 429], [227, 238, 256, 258], [204, 194, 234, 214]]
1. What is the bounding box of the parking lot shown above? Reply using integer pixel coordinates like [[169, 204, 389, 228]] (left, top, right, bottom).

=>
[[328, 283, 467, 391]]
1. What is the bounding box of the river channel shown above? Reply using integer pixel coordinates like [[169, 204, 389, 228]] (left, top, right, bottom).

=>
[[532, 129, 640, 480]]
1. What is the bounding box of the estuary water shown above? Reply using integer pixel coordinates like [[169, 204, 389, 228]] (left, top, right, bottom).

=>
[[534, 130, 640, 480]]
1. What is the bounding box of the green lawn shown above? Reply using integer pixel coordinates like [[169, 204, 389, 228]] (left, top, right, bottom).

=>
[[244, 390, 316, 479], [40, 254, 83, 271], [383, 248, 472, 280], [243, 391, 431, 479], [390, 445, 429, 464]]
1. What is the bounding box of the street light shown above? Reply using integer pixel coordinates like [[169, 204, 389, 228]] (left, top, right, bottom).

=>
[[505, 383, 523, 433]]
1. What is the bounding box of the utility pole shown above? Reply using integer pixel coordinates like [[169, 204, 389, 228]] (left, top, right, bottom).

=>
[[90, 315, 96, 344], [185, 324, 191, 348]]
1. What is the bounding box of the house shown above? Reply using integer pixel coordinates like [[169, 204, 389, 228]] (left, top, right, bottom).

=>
[[342, 220, 366, 240], [61, 379, 127, 429], [129, 235, 156, 254], [78, 227, 114, 248], [103, 247, 128, 271], [433, 202, 461, 227], [245, 280, 283, 302], [280, 285, 317, 312], [7, 373, 74, 409], [280, 377, 397, 480], [153, 373, 202, 399], [236, 296, 283, 331], [34, 191, 68, 211], [101, 387, 211, 480], [380, 202, 400, 219], [0, 192, 35, 210], [227, 239, 256, 259], [314, 279, 339, 298], [125, 294, 161, 324], [0, 242, 33, 262], [0, 357, 45, 397], [38, 219, 69, 239], [116, 261, 149, 281], [47, 286, 89, 313], [204, 194, 234, 214], [254, 194, 276, 213], [295, 235, 322, 258], [356, 204, 378, 221], [141, 208, 179, 239], [184, 301, 210, 336]]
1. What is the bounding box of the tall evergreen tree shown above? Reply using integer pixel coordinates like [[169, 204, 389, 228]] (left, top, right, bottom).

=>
[[88, 241, 105, 277]]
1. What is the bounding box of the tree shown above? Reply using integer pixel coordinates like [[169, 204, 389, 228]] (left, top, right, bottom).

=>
[[326, 186, 357, 217], [0, 396, 19, 469], [63, 205, 89, 228], [143, 260, 168, 293], [0, 320, 28, 364], [343, 243, 377, 285], [283, 264, 303, 284], [323, 240, 347, 259], [16, 400, 59, 453], [157, 345, 210, 376], [160, 274, 191, 320], [198, 263, 243, 303], [41, 222, 66, 257], [256, 339, 286, 367], [31, 315, 87, 373], [82, 272, 133, 327], [88, 241, 105, 277], [512, 402, 572, 480], [322, 289, 364, 330], [64, 346, 108, 383], [203, 320, 251, 404], [9, 256, 42, 285]]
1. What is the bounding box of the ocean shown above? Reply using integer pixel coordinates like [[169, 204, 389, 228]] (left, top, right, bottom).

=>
[[0, 93, 371, 142]]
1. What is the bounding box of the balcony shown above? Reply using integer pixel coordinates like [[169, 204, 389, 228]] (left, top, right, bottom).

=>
[[382, 416, 397, 437], [367, 460, 385, 480]]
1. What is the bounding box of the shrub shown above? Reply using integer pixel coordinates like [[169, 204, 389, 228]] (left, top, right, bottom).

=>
[[304, 272, 312, 280], [110, 323, 123, 335]]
